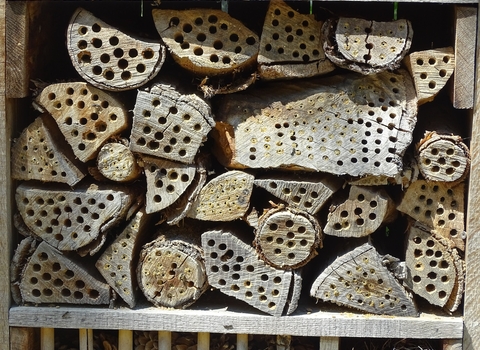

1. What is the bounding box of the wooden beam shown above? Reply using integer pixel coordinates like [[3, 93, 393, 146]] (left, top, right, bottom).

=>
[[320, 337, 340, 350], [40, 328, 54, 350]]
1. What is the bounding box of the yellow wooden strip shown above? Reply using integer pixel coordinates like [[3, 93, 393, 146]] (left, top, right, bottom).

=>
[[197, 332, 210, 350], [158, 331, 171, 350], [40, 328, 54, 350], [79, 329, 93, 350], [118, 330, 133, 350], [237, 334, 248, 350]]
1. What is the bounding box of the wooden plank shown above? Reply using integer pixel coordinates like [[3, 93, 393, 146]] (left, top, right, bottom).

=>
[[197, 332, 210, 350], [158, 331, 171, 350], [451, 6, 477, 109], [40, 328, 54, 350], [118, 330, 133, 350], [10, 327, 38, 350], [319, 337, 340, 350], [79, 329, 93, 350]]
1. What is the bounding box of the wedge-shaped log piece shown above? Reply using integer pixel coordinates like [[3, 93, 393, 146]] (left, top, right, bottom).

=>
[[405, 47, 455, 105], [416, 131, 470, 184], [202, 229, 301, 316], [310, 242, 418, 316], [397, 180, 465, 251], [323, 17, 413, 74], [11, 114, 86, 186], [404, 223, 459, 308], [254, 173, 343, 214], [254, 206, 322, 269], [187, 170, 254, 221], [16, 183, 136, 252], [444, 247, 465, 313], [257, 0, 334, 80], [96, 209, 151, 308], [152, 8, 259, 77], [130, 84, 214, 164], [97, 142, 141, 183], [213, 71, 417, 177], [19, 241, 111, 305], [142, 156, 196, 214], [324, 186, 396, 238], [68, 8, 166, 91], [11, 237, 38, 305], [35, 82, 128, 162]]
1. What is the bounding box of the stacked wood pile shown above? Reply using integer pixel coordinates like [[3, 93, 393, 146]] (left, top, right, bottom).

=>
[[10, 0, 469, 319]]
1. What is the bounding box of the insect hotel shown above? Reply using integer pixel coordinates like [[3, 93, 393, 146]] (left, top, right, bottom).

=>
[[2, 0, 480, 349]]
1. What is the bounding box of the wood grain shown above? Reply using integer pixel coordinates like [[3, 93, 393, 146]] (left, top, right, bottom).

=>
[[319, 337, 340, 350], [10, 327, 38, 350]]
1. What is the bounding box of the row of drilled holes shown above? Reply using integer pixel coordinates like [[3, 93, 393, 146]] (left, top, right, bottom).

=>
[[19, 139, 68, 177], [150, 168, 191, 204], [422, 147, 462, 175], [268, 182, 319, 208], [332, 195, 378, 230]]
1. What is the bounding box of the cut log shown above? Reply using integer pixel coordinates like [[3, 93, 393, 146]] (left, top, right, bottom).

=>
[[405, 47, 455, 105], [142, 155, 197, 215], [15, 183, 137, 253], [213, 70, 417, 177], [322, 18, 413, 74], [254, 206, 322, 269], [397, 180, 465, 251], [187, 170, 254, 221], [257, 0, 335, 80], [152, 8, 259, 77], [17, 241, 111, 305], [130, 84, 214, 164], [96, 208, 152, 308], [324, 186, 396, 238], [416, 131, 470, 184], [34, 82, 129, 162], [202, 229, 301, 316], [444, 247, 465, 313], [254, 173, 343, 215], [67, 8, 166, 91], [97, 142, 141, 183], [310, 242, 418, 317], [10, 237, 38, 305], [11, 114, 86, 186]]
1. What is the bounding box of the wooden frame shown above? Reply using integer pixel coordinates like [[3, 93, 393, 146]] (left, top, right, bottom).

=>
[[1, 1, 479, 349]]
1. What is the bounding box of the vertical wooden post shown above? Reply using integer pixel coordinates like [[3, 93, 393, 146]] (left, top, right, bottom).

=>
[[118, 330, 133, 350], [79, 329, 93, 350], [40, 328, 54, 350], [237, 334, 249, 350], [319, 337, 340, 350], [197, 332, 210, 350], [158, 331, 172, 350]]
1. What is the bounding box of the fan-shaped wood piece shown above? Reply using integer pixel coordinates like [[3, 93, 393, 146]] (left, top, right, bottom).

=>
[[97, 142, 141, 183]]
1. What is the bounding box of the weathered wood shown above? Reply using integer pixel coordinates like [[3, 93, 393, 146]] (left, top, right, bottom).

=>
[[152, 8, 259, 77], [97, 142, 141, 183], [79, 328, 93, 350], [11, 114, 86, 186], [310, 242, 418, 316], [254, 206, 321, 269], [405, 47, 455, 105], [10, 237, 38, 305], [10, 327, 39, 350], [187, 170, 254, 221], [397, 180, 465, 251], [96, 208, 152, 308], [67, 8, 165, 91], [130, 84, 214, 164], [35, 82, 129, 162], [257, 0, 334, 80], [322, 18, 413, 74], [213, 70, 417, 177], [444, 247, 465, 314], [319, 337, 340, 350], [324, 186, 396, 238]]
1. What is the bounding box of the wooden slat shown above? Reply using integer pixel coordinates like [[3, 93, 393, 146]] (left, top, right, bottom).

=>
[[237, 334, 249, 350], [118, 330, 133, 350], [158, 331, 171, 350], [197, 332, 210, 350], [79, 329, 93, 350], [40, 328, 54, 350], [320, 337, 340, 350]]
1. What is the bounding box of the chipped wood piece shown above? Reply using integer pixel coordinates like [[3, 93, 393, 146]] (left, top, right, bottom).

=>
[[15, 183, 136, 253], [254, 206, 322, 269], [445, 248, 465, 313], [322, 18, 413, 74], [257, 0, 334, 80], [96, 208, 152, 308], [213, 70, 417, 177], [18, 241, 111, 305], [130, 84, 214, 164], [310, 242, 418, 317], [405, 47, 455, 105], [152, 8, 259, 77], [142, 156, 197, 215], [254, 173, 343, 214], [187, 170, 254, 221], [397, 180, 465, 251], [11, 114, 86, 186], [97, 142, 141, 183], [10, 237, 38, 305], [35, 82, 129, 162], [404, 223, 458, 308], [416, 131, 470, 184], [67, 8, 165, 91], [202, 229, 300, 316], [199, 72, 257, 99], [324, 186, 396, 238]]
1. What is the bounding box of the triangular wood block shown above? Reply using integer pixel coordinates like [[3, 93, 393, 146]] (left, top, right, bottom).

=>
[[310, 242, 418, 316], [15, 183, 136, 252], [35, 82, 129, 162], [202, 229, 300, 316], [152, 8, 259, 77], [130, 84, 214, 164], [19, 241, 111, 305], [96, 209, 151, 308], [405, 47, 455, 105], [187, 170, 254, 221], [67, 8, 166, 91], [11, 114, 86, 186], [142, 156, 197, 214]]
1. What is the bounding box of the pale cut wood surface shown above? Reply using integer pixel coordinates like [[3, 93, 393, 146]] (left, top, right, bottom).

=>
[[118, 329, 133, 350], [319, 337, 340, 350], [197, 332, 210, 350], [158, 331, 171, 350], [97, 142, 140, 183]]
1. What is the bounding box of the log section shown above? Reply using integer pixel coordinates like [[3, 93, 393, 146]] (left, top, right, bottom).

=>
[[97, 142, 141, 183]]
